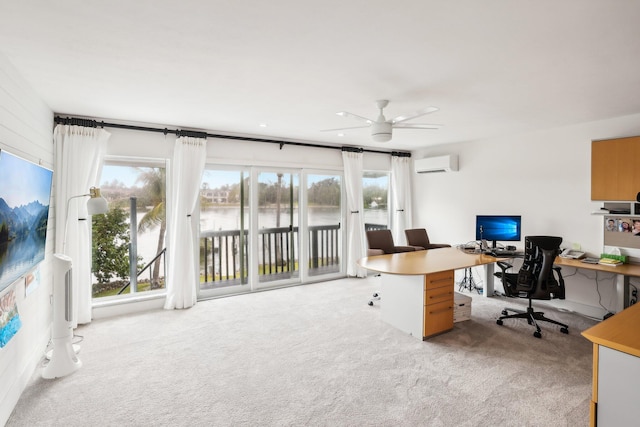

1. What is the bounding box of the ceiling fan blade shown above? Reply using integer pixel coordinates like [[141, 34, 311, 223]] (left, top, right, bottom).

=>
[[336, 111, 374, 124], [393, 123, 442, 129], [391, 106, 439, 124], [320, 125, 370, 132]]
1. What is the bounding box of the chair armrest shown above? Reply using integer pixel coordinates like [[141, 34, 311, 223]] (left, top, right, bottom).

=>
[[551, 266, 566, 299], [496, 261, 513, 272], [495, 261, 519, 297], [367, 249, 385, 256]]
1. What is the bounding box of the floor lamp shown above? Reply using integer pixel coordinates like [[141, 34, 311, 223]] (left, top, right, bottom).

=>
[[42, 187, 108, 379]]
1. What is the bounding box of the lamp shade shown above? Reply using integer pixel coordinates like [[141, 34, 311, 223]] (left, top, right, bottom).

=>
[[86, 187, 109, 215]]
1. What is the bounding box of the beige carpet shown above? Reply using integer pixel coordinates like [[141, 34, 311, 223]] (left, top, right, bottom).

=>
[[8, 276, 596, 426]]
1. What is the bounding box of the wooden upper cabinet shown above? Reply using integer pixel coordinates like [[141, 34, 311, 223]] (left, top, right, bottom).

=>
[[592, 136, 640, 201]]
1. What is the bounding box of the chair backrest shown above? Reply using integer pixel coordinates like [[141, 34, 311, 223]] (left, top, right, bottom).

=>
[[404, 228, 431, 248], [404, 228, 451, 250], [516, 236, 563, 300], [366, 229, 397, 254]]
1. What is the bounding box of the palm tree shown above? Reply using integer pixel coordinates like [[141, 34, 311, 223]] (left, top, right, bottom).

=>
[[137, 168, 166, 289]]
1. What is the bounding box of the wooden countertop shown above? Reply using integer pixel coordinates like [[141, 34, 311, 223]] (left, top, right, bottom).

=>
[[554, 256, 640, 277], [357, 247, 501, 275], [582, 302, 640, 358]]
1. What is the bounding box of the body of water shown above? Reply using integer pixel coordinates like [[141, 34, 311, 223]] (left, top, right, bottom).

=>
[[133, 206, 388, 266]]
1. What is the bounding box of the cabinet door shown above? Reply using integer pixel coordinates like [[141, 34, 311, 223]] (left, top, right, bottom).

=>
[[425, 270, 454, 289], [423, 271, 454, 338], [424, 300, 454, 337], [592, 136, 640, 201], [425, 285, 454, 305]]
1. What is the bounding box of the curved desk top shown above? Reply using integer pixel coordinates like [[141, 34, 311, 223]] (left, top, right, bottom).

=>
[[357, 247, 502, 275], [582, 302, 640, 358]]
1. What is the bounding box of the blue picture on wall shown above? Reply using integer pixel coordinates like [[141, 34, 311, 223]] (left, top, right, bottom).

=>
[[0, 287, 21, 348], [0, 149, 53, 292]]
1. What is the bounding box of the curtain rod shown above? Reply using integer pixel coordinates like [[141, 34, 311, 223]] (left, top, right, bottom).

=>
[[53, 116, 410, 157]]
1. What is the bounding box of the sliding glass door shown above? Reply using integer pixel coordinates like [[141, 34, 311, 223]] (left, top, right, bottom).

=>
[[306, 173, 342, 278], [197, 166, 343, 297], [256, 170, 300, 287], [363, 171, 389, 231], [198, 168, 250, 299]]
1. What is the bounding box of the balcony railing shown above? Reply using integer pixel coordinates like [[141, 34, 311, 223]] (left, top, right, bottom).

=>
[[200, 224, 341, 288], [113, 248, 167, 295]]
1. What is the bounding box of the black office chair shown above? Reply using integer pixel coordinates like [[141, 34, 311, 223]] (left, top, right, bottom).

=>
[[495, 236, 569, 338], [365, 229, 416, 306]]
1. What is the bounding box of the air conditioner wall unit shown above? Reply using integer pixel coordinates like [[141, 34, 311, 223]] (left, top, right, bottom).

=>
[[414, 154, 458, 173]]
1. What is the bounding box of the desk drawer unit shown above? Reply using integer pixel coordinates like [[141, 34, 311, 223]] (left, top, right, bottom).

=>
[[423, 270, 454, 338]]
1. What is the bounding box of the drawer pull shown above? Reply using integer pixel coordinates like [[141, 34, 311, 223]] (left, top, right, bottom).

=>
[[430, 277, 452, 284], [428, 291, 453, 300], [429, 306, 453, 315]]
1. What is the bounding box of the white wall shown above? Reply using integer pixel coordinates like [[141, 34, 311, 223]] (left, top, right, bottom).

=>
[[412, 113, 640, 318], [0, 53, 54, 425]]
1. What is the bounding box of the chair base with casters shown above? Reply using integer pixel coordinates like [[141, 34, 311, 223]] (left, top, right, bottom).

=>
[[496, 300, 569, 339], [494, 236, 569, 338], [367, 292, 380, 306]]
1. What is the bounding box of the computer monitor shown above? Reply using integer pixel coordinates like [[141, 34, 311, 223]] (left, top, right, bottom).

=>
[[475, 215, 521, 248]]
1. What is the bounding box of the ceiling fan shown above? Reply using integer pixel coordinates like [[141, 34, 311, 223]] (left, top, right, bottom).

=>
[[323, 99, 441, 142]]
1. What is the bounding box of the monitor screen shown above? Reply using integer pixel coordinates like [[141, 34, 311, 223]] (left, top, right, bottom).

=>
[[475, 215, 521, 246]]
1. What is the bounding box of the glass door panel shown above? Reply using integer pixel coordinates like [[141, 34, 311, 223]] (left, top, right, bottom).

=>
[[199, 169, 249, 298], [257, 171, 300, 285], [306, 173, 342, 277], [363, 171, 389, 231]]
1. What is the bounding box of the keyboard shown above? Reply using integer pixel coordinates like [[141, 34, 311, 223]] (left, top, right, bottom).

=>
[[490, 249, 520, 256]]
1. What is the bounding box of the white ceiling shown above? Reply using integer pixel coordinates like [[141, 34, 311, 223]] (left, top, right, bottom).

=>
[[2, 1, 640, 151]]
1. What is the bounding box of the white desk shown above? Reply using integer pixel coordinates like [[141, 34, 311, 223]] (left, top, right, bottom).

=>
[[358, 248, 502, 339], [554, 257, 640, 313], [582, 302, 640, 426]]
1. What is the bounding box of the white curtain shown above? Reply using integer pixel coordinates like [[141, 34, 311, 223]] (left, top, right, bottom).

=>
[[54, 124, 110, 326], [165, 136, 206, 309], [391, 154, 413, 245], [342, 150, 367, 277]]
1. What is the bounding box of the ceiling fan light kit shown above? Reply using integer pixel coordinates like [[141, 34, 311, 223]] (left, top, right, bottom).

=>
[[325, 99, 441, 143], [372, 121, 393, 142]]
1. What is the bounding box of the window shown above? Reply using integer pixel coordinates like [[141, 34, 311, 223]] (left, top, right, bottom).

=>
[[363, 171, 389, 230], [92, 159, 166, 300]]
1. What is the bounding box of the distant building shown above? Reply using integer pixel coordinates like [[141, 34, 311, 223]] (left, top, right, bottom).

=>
[[201, 189, 230, 203]]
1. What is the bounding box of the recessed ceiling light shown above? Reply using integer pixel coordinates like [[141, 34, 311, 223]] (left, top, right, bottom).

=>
[[259, 123, 267, 127], [338, 133, 345, 137]]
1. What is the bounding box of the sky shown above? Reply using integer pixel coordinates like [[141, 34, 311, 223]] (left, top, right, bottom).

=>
[[100, 165, 144, 187], [0, 150, 53, 207]]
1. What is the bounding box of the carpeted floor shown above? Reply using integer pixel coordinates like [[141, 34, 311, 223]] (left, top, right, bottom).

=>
[[7, 276, 596, 426]]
